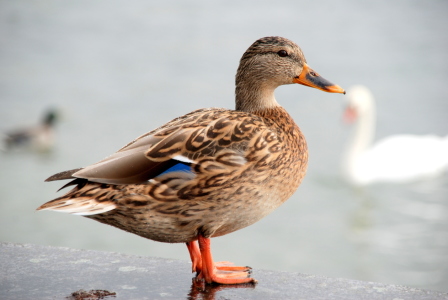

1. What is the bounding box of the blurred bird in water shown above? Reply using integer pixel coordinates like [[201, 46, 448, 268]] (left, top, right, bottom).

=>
[[2, 109, 58, 152], [343, 85, 448, 185]]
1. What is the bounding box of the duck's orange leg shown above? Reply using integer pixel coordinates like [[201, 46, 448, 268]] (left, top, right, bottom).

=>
[[186, 241, 202, 273], [186, 241, 251, 275], [193, 234, 257, 285]]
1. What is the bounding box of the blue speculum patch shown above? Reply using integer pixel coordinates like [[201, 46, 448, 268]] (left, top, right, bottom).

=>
[[158, 161, 192, 176]]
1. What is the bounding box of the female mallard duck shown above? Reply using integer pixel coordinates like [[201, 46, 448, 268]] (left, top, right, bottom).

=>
[[38, 36, 344, 285]]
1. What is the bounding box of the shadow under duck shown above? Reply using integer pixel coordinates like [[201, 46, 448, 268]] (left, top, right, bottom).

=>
[[38, 36, 345, 285]]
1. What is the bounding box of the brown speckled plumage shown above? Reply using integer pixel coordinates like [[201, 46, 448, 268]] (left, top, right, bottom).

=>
[[38, 36, 344, 284]]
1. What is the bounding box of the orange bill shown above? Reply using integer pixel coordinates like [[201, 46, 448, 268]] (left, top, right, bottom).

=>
[[293, 63, 345, 94]]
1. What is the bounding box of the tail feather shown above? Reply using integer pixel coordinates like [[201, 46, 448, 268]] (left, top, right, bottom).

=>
[[45, 168, 83, 182], [37, 198, 116, 216]]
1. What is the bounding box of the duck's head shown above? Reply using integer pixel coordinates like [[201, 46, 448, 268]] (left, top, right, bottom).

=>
[[43, 109, 58, 127], [235, 36, 345, 112], [344, 85, 375, 123]]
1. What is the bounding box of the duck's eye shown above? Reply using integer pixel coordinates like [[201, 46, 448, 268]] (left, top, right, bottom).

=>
[[277, 50, 288, 57]]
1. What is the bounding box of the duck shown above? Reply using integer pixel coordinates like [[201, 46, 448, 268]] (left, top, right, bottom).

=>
[[3, 109, 58, 152], [342, 85, 448, 185], [37, 36, 345, 285]]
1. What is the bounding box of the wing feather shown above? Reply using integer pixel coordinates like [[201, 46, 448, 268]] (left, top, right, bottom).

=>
[[46, 108, 268, 186]]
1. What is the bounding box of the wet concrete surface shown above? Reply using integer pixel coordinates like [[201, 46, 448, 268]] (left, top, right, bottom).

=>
[[1, 242, 447, 300]]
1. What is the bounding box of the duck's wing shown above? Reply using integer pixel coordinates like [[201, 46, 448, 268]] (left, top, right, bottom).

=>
[[46, 108, 262, 186]]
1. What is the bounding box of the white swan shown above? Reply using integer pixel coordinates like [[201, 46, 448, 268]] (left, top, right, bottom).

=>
[[342, 85, 448, 185]]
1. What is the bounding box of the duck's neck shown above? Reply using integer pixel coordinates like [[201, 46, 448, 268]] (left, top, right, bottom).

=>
[[235, 57, 282, 113], [235, 82, 280, 113], [344, 104, 376, 175]]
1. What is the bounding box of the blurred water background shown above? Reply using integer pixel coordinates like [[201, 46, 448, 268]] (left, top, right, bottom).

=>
[[1, 0, 447, 293]]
